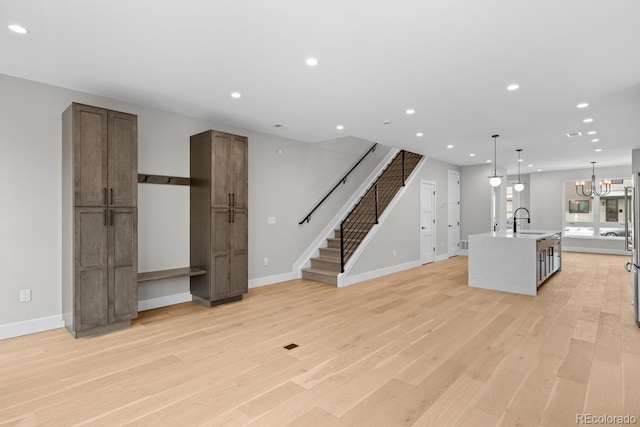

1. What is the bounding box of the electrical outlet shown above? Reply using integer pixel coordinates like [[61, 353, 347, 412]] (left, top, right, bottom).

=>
[[264, 257, 269, 266], [20, 289, 31, 303]]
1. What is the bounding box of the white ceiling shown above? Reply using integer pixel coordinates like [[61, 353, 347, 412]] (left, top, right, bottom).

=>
[[2, 0, 640, 175]]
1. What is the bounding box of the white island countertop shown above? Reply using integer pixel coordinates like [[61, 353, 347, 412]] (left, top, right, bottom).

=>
[[468, 230, 562, 296], [472, 230, 561, 240]]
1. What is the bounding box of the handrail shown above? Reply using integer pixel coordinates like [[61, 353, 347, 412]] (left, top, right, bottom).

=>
[[339, 150, 422, 272], [299, 143, 378, 224]]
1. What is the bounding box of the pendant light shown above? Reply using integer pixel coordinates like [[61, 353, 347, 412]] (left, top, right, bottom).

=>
[[488, 134, 502, 187], [514, 149, 525, 192], [575, 161, 611, 197]]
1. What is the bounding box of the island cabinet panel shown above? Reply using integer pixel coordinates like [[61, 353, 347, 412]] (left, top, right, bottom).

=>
[[62, 103, 138, 338], [468, 230, 562, 296], [190, 130, 248, 307]]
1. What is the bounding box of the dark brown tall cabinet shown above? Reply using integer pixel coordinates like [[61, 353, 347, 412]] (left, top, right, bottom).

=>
[[62, 103, 138, 338], [190, 130, 248, 306]]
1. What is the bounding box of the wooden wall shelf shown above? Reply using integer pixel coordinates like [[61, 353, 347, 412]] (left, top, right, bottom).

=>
[[137, 267, 206, 283], [138, 174, 191, 186]]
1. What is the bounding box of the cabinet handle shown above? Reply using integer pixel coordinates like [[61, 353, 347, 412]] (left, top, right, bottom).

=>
[[232, 209, 235, 223], [110, 188, 113, 205], [103, 209, 107, 226], [109, 210, 114, 226], [228, 209, 232, 223], [232, 193, 235, 206], [103, 188, 107, 205]]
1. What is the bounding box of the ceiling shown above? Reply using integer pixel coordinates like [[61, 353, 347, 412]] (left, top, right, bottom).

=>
[[2, 0, 640, 175]]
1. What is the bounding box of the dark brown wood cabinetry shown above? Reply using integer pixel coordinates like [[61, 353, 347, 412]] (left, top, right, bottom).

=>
[[190, 130, 248, 307], [62, 103, 138, 338]]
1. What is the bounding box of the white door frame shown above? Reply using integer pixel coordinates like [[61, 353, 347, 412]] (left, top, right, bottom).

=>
[[448, 170, 460, 257], [420, 180, 436, 264]]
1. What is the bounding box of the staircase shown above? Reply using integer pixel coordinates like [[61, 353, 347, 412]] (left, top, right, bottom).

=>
[[302, 150, 423, 285]]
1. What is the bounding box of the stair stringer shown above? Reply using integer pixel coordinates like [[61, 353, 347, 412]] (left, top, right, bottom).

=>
[[336, 155, 428, 287], [292, 148, 400, 277]]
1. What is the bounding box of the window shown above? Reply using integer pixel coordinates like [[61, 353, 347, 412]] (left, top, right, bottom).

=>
[[563, 177, 631, 238]]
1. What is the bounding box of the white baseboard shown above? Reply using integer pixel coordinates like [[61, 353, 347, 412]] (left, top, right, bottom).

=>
[[562, 246, 629, 256], [435, 253, 451, 262], [138, 292, 192, 311], [249, 272, 297, 289], [0, 315, 65, 341], [338, 260, 423, 287]]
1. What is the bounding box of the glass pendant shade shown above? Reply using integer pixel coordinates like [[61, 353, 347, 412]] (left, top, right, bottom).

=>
[[489, 176, 502, 187], [514, 182, 525, 192]]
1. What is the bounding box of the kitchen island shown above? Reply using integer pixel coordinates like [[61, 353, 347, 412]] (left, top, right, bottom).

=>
[[468, 230, 561, 296]]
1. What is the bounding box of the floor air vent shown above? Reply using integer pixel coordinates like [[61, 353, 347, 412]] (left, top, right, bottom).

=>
[[460, 240, 469, 250], [283, 343, 298, 350]]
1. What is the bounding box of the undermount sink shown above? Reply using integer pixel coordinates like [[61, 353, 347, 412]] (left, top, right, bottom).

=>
[[515, 231, 545, 235]]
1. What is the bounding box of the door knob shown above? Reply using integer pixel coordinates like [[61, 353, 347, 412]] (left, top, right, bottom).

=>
[[421, 227, 426, 229]]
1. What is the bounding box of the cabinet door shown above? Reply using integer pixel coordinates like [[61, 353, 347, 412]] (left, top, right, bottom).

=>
[[211, 209, 231, 299], [108, 208, 138, 322], [108, 111, 137, 207], [229, 135, 248, 209], [230, 209, 248, 296], [74, 207, 109, 330], [74, 104, 108, 207], [211, 132, 231, 208]]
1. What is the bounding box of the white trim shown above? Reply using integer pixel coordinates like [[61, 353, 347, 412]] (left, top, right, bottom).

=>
[[339, 260, 423, 287], [0, 315, 64, 340], [138, 292, 192, 311], [420, 179, 437, 264], [249, 272, 297, 289], [562, 246, 629, 256], [292, 148, 400, 276], [337, 155, 428, 286]]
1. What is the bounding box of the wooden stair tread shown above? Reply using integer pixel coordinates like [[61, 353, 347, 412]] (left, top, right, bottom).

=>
[[301, 267, 339, 276]]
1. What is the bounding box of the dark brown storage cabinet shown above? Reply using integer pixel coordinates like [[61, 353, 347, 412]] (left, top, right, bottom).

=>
[[62, 103, 138, 338], [190, 130, 248, 306]]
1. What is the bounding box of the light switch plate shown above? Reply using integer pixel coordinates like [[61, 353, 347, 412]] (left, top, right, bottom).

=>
[[268, 217, 276, 225]]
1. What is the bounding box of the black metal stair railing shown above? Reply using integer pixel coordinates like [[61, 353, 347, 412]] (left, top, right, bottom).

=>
[[340, 150, 422, 272], [299, 143, 378, 225]]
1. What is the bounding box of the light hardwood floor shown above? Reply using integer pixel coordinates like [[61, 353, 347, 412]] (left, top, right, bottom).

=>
[[1, 252, 639, 426]]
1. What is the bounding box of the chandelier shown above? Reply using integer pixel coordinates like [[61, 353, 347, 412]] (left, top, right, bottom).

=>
[[575, 161, 611, 197]]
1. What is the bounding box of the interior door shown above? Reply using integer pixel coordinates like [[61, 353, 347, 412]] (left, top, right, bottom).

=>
[[448, 170, 460, 257], [420, 180, 435, 264]]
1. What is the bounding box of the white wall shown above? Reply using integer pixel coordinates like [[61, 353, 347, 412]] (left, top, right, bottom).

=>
[[460, 163, 506, 240], [345, 157, 460, 277], [0, 73, 390, 332]]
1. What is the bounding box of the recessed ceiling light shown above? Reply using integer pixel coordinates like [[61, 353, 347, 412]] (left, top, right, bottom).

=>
[[231, 92, 241, 98], [567, 132, 582, 137], [469, 153, 476, 157], [447, 145, 454, 149], [528, 164, 533, 167], [406, 109, 415, 115], [591, 138, 600, 143], [8, 24, 28, 34], [577, 102, 589, 109], [588, 130, 597, 135], [416, 132, 423, 137], [518, 158, 523, 162], [537, 169, 542, 172], [595, 148, 602, 152], [583, 118, 594, 123], [336, 125, 344, 130], [507, 84, 520, 91], [305, 57, 318, 66], [487, 160, 492, 163]]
